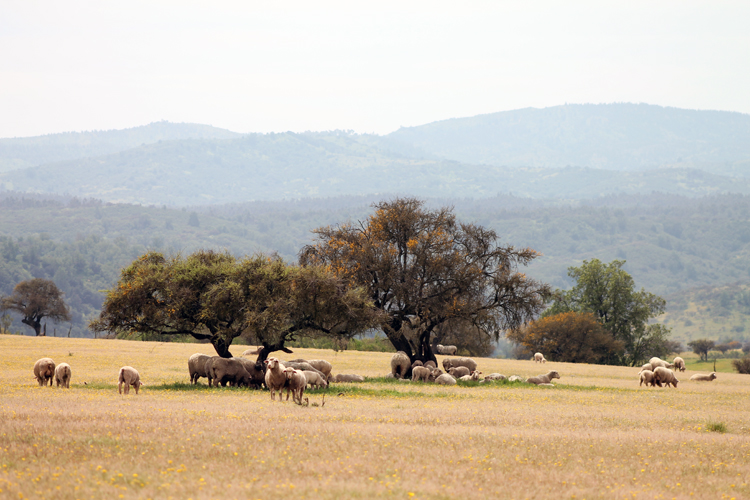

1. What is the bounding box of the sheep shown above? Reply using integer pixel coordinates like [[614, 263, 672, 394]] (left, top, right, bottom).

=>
[[508, 375, 524, 382], [448, 366, 471, 378], [333, 374, 365, 383], [435, 373, 457, 385], [649, 357, 675, 370], [236, 357, 266, 388], [118, 366, 143, 395], [263, 357, 287, 401], [484, 373, 507, 381], [442, 357, 477, 373], [411, 366, 432, 382], [534, 352, 547, 363], [653, 366, 679, 388], [241, 346, 263, 356], [188, 353, 212, 385], [690, 372, 717, 382], [54, 363, 71, 388], [282, 361, 327, 381], [427, 369, 443, 382], [639, 369, 657, 387], [526, 370, 561, 385], [459, 370, 482, 382], [412, 360, 423, 368], [306, 360, 333, 379], [302, 370, 328, 389], [436, 344, 457, 355], [283, 367, 307, 404], [673, 357, 686, 372], [33, 358, 55, 387], [423, 360, 437, 369], [641, 363, 653, 372], [390, 351, 411, 379]]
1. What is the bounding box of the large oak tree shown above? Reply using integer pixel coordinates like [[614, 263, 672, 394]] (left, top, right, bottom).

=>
[[1, 278, 71, 336]]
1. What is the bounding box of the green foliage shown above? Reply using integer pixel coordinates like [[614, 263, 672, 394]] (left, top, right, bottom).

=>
[[732, 357, 750, 374], [688, 339, 716, 362], [1, 278, 71, 336], [704, 420, 728, 433]]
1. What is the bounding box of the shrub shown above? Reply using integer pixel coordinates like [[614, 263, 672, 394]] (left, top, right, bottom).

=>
[[732, 357, 750, 374]]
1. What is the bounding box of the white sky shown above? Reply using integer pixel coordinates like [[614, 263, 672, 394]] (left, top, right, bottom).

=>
[[1, 1, 749, 137]]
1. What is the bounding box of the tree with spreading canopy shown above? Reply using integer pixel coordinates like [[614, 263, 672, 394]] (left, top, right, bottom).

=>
[[0, 278, 71, 336], [299, 197, 551, 365], [543, 259, 671, 366], [90, 250, 378, 359], [687, 338, 715, 362]]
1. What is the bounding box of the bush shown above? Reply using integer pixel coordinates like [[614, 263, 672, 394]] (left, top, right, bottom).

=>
[[732, 357, 750, 374]]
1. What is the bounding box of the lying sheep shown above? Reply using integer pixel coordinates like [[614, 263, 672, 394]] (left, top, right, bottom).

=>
[[435, 373, 457, 385], [33, 358, 55, 387], [442, 357, 477, 373], [690, 372, 717, 382], [242, 346, 263, 356], [54, 363, 71, 388], [302, 370, 328, 389], [188, 353, 212, 385], [412, 360, 423, 368], [448, 366, 471, 378], [526, 370, 561, 385], [639, 369, 657, 387], [653, 366, 679, 388], [459, 370, 482, 382], [283, 368, 307, 404], [673, 357, 686, 372], [427, 369, 443, 382], [423, 360, 437, 369], [534, 352, 547, 363], [333, 374, 365, 383], [436, 344, 457, 355], [508, 375, 524, 382], [411, 366, 432, 382], [263, 357, 287, 401], [483, 373, 507, 381], [391, 351, 411, 379], [118, 366, 143, 395]]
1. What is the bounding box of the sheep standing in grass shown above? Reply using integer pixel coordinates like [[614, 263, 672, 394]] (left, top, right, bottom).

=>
[[435, 373, 457, 385], [283, 361, 328, 381], [188, 353, 212, 385], [442, 357, 477, 373], [54, 363, 71, 388], [236, 358, 266, 389], [534, 352, 547, 363], [639, 369, 657, 387], [33, 358, 55, 387], [264, 357, 287, 401], [302, 370, 328, 389], [690, 372, 717, 382], [448, 366, 470, 378], [411, 366, 432, 382], [653, 366, 679, 388], [333, 374, 365, 382], [391, 351, 411, 379], [526, 371, 561, 385], [283, 367, 307, 404], [118, 366, 143, 395], [436, 344, 457, 355], [673, 357, 686, 372], [306, 360, 333, 380]]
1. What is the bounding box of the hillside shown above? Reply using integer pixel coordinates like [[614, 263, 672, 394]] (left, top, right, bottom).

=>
[[386, 103, 750, 171]]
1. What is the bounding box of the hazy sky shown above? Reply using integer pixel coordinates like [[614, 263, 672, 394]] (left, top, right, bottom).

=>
[[2, 1, 749, 137]]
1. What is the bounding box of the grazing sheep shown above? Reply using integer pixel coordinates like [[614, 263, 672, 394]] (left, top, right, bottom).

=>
[[649, 357, 675, 370], [282, 361, 327, 381], [483, 373, 507, 382], [283, 367, 307, 403], [508, 375, 524, 382], [263, 357, 287, 401], [427, 369, 443, 382], [423, 360, 437, 369], [411, 366, 432, 382], [653, 366, 679, 388], [435, 373, 457, 385], [242, 346, 263, 356], [690, 372, 717, 382], [333, 374, 365, 383], [207, 358, 253, 387], [54, 362, 71, 388], [33, 358, 55, 387], [436, 344, 458, 355], [639, 369, 657, 387], [526, 370, 561, 385], [442, 357, 477, 373], [534, 352, 547, 363], [236, 357, 266, 388], [448, 366, 471, 378], [188, 353, 212, 385], [390, 351, 411, 379], [673, 357, 686, 372], [459, 371, 482, 382], [641, 363, 653, 372], [118, 366, 143, 395], [302, 370, 328, 389], [412, 360, 424, 368]]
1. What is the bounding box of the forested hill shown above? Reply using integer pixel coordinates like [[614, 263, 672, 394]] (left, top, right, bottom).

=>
[[386, 103, 750, 171], [0, 122, 241, 172]]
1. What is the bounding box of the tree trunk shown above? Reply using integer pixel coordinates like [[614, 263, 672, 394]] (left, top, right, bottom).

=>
[[211, 336, 234, 358], [22, 317, 42, 336], [256, 341, 294, 364]]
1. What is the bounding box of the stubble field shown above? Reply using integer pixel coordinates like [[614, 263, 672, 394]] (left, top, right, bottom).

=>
[[1, 335, 749, 500]]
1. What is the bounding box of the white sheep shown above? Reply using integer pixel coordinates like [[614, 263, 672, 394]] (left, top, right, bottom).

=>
[[423, 360, 437, 369], [306, 359, 333, 379], [508, 375, 524, 382], [653, 366, 679, 388], [533, 352, 547, 363], [427, 369, 443, 382], [690, 372, 717, 382], [436, 344, 457, 355], [118, 366, 143, 395], [188, 353, 212, 385], [526, 370, 561, 385], [333, 374, 365, 383], [242, 346, 263, 356], [482, 373, 507, 382], [442, 357, 477, 373], [458, 370, 482, 382], [283, 367, 307, 404], [302, 370, 328, 389], [390, 351, 411, 379], [263, 357, 287, 401], [448, 366, 470, 378], [649, 357, 675, 370], [33, 358, 56, 386], [54, 362, 72, 388], [673, 357, 686, 372], [639, 369, 657, 387], [411, 366, 432, 382], [641, 363, 653, 372], [435, 373, 457, 385]]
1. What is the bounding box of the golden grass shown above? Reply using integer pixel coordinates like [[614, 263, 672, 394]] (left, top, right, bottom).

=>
[[1, 335, 749, 500]]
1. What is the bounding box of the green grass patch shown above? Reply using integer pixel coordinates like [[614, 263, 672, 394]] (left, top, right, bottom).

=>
[[685, 358, 736, 373], [705, 420, 728, 433]]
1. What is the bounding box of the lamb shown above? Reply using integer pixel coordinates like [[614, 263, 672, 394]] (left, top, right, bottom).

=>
[[534, 352, 547, 363], [459, 370, 482, 382], [483, 373, 507, 382], [435, 373, 457, 385], [436, 344, 457, 355], [263, 357, 287, 401], [673, 357, 686, 372], [690, 372, 717, 382], [283, 367, 307, 404], [526, 370, 561, 385], [653, 366, 679, 388], [427, 369, 443, 382], [54, 363, 72, 388], [333, 374, 365, 383], [33, 358, 55, 386], [639, 369, 657, 387], [118, 366, 143, 395], [411, 366, 432, 382], [448, 366, 471, 378], [390, 351, 411, 379], [442, 357, 477, 373], [302, 370, 328, 389], [423, 360, 437, 369], [188, 353, 212, 384], [412, 360, 423, 368]]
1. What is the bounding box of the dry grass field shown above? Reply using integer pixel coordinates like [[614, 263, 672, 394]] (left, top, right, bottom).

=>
[[1, 335, 749, 500]]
